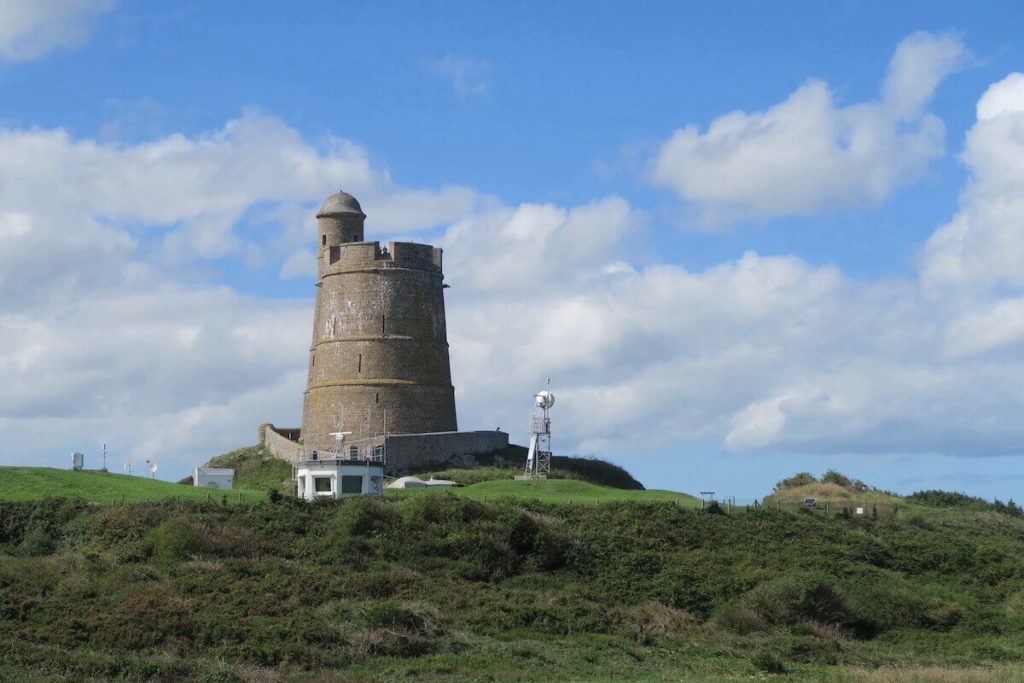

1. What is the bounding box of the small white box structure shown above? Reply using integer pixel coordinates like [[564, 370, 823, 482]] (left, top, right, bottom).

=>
[[386, 475, 428, 489], [856, 507, 865, 515], [425, 478, 457, 487], [193, 467, 235, 489], [297, 461, 384, 499], [71, 452, 85, 471], [295, 435, 385, 500]]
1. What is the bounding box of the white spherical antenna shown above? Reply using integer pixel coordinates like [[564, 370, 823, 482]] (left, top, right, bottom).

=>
[[149, 462, 158, 474], [535, 390, 555, 409]]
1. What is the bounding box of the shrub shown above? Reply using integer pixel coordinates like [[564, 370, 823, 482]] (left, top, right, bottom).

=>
[[717, 604, 768, 634], [905, 490, 1024, 518], [751, 651, 787, 674], [775, 472, 818, 491], [744, 572, 852, 627], [145, 518, 202, 565]]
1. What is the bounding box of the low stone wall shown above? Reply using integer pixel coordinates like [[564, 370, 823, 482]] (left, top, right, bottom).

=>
[[258, 423, 508, 474], [384, 430, 509, 475], [258, 424, 304, 463]]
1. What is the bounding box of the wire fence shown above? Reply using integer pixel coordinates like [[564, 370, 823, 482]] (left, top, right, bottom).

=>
[[701, 497, 902, 518]]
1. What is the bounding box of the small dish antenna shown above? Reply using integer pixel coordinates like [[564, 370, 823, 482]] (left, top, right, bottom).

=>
[[149, 462, 158, 479]]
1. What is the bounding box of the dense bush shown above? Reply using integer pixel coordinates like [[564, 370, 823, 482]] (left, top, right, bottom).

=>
[[774, 472, 818, 490], [3, 493, 1024, 681], [906, 490, 1024, 517]]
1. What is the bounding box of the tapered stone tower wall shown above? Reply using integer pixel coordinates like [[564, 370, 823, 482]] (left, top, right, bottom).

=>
[[300, 192, 457, 450]]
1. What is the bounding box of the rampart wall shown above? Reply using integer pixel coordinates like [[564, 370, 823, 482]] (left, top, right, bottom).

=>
[[257, 424, 509, 474], [384, 430, 510, 474], [258, 424, 303, 464]]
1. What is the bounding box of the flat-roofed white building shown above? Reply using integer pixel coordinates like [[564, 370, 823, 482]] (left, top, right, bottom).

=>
[[193, 467, 235, 489], [295, 440, 385, 500]]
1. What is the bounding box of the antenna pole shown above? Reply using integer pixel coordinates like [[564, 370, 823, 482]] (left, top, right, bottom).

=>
[[102, 443, 107, 472]]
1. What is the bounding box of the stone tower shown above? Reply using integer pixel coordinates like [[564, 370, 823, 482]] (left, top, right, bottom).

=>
[[300, 191, 457, 451]]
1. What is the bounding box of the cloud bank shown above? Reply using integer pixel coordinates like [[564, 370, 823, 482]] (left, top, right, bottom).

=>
[[649, 32, 966, 222], [4, 36, 1024, 479]]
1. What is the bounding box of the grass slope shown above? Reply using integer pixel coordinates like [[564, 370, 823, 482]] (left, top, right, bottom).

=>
[[0, 467, 266, 504], [202, 445, 293, 493], [4, 495, 1024, 681], [390, 478, 700, 506]]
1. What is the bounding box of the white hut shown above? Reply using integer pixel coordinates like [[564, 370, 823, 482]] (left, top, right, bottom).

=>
[[193, 467, 235, 489]]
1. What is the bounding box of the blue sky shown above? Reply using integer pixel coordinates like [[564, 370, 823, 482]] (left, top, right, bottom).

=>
[[3, 1, 1024, 502]]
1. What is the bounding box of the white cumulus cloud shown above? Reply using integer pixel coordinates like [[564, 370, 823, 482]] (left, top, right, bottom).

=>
[[0, 0, 114, 62], [922, 72, 1024, 292], [649, 31, 966, 222]]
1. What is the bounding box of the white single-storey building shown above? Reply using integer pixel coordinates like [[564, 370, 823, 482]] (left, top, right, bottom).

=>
[[193, 467, 235, 489], [386, 475, 428, 489], [425, 478, 457, 487], [296, 459, 384, 499]]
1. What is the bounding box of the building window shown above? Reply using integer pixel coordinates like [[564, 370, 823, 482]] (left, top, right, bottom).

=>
[[329, 246, 340, 264], [322, 235, 327, 246], [313, 476, 332, 493], [349, 445, 359, 458], [358, 354, 362, 373], [372, 445, 384, 460], [341, 475, 363, 494]]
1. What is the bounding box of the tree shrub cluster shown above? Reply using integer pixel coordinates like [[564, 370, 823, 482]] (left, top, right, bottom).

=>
[[3, 493, 1024, 680]]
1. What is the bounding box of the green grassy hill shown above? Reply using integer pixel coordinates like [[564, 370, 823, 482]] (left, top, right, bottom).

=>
[[390, 478, 701, 506], [198, 445, 294, 492], [4, 492, 1024, 681], [0, 467, 267, 504]]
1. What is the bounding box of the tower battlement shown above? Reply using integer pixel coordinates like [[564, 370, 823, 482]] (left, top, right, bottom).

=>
[[320, 240, 443, 275]]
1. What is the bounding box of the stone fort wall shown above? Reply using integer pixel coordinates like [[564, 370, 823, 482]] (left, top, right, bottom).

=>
[[258, 424, 509, 475]]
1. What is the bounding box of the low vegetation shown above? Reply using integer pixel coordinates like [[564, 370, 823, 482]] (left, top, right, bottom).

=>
[[4, 484, 1024, 681], [905, 490, 1024, 518]]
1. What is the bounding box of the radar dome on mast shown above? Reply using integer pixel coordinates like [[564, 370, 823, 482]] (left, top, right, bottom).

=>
[[535, 391, 555, 409], [524, 380, 554, 480]]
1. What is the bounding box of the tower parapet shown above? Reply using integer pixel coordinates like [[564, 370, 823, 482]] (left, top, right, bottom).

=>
[[301, 192, 457, 452]]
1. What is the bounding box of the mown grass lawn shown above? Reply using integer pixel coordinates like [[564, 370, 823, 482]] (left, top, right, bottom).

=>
[[387, 477, 702, 506], [0, 466, 267, 504]]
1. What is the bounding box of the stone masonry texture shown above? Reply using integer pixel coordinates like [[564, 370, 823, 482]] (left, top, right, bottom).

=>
[[300, 192, 458, 450]]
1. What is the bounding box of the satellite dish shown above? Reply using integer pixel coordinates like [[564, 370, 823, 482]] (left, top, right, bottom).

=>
[[150, 462, 158, 474], [535, 390, 555, 409]]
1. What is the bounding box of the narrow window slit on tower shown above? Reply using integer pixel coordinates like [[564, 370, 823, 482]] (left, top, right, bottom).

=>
[[358, 354, 362, 373], [322, 235, 327, 246], [375, 393, 379, 403], [381, 315, 386, 335]]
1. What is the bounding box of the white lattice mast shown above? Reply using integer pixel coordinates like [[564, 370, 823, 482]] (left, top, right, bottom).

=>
[[524, 379, 554, 480]]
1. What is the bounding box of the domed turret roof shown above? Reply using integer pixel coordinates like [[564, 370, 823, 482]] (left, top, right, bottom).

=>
[[317, 191, 365, 217]]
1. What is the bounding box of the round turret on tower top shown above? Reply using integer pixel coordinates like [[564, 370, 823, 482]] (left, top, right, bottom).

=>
[[317, 190, 366, 245], [317, 191, 365, 218]]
